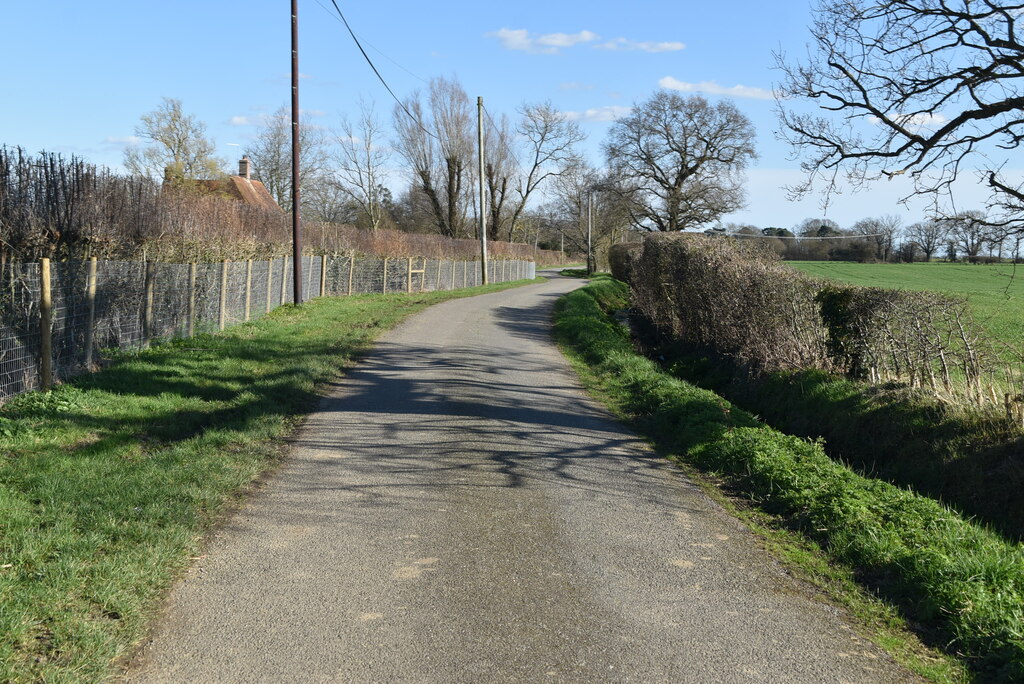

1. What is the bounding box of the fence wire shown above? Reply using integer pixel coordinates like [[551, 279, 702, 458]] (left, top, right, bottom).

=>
[[0, 255, 535, 402]]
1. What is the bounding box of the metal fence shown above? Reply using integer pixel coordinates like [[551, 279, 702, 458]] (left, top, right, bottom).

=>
[[0, 254, 535, 402]]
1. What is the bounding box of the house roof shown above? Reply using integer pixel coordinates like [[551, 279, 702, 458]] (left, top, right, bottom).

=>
[[197, 176, 282, 212]]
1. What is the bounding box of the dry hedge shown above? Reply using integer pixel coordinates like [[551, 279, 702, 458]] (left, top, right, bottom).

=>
[[0, 146, 566, 265], [629, 234, 1004, 403]]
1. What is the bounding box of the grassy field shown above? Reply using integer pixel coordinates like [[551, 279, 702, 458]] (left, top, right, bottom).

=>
[[789, 261, 1024, 356], [0, 278, 535, 683]]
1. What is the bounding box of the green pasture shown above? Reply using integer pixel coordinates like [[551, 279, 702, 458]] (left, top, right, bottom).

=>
[[790, 261, 1024, 358]]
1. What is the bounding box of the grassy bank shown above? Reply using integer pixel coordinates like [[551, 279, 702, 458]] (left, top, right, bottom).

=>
[[660, 350, 1024, 542], [554, 276, 1024, 682], [0, 278, 535, 683]]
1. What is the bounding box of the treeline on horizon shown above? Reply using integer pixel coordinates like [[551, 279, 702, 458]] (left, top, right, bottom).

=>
[[711, 215, 1024, 264]]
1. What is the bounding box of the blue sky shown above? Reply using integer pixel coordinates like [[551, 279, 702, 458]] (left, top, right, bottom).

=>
[[1, 0, 1001, 229]]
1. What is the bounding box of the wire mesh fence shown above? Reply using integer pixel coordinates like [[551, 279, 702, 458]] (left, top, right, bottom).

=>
[[0, 254, 536, 403]]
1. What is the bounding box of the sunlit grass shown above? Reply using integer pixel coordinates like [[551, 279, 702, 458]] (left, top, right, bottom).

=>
[[0, 278, 534, 683]]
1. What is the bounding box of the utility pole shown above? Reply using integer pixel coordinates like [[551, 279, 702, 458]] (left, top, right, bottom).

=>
[[291, 0, 304, 304], [477, 96, 489, 284], [587, 191, 593, 275]]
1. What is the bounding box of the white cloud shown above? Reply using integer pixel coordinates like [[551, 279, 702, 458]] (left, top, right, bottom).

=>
[[869, 112, 948, 130], [229, 116, 251, 126], [658, 76, 775, 100], [103, 135, 141, 145], [596, 38, 684, 53], [562, 106, 633, 122], [488, 28, 598, 54]]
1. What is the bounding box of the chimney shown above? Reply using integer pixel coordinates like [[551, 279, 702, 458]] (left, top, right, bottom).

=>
[[238, 155, 251, 179]]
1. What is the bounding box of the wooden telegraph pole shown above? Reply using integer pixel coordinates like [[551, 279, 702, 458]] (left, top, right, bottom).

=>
[[291, 0, 304, 304], [477, 96, 488, 284]]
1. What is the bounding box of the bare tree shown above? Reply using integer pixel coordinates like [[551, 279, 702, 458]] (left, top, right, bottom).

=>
[[905, 220, 949, 261], [942, 210, 991, 261], [482, 112, 517, 241], [546, 157, 630, 267], [246, 105, 329, 214], [502, 102, 586, 241], [334, 101, 392, 231], [603, 91, 757, 232], [393, 77, 474, 238], [124, 97, 224, 183], [852, 214, 901, 261], [776, 0, 1024, 238]]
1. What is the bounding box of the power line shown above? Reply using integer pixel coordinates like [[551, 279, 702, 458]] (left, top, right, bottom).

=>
[[320, 0, 437, 140], [313, 0, 429, 85]]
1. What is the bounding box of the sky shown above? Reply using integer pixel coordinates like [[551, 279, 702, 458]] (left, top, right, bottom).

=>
[[1, 0, 1007, 230]]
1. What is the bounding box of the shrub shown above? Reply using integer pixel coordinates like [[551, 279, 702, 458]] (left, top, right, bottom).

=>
[[607, 243, 642, 284]]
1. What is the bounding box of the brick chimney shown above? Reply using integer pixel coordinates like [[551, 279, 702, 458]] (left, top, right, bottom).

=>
[[238, 155, 251, 179]]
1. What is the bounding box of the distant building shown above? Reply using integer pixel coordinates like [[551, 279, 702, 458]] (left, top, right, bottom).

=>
[[166, 157, 282, 213], [198, 157, 282, 212]]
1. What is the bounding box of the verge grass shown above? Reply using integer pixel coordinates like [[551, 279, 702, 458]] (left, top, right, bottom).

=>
[[554, 276, 1024, 682], [0, 278, 535, 683]]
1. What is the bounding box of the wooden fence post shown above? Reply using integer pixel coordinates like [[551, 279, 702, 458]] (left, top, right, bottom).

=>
[[219, 259, 229, 330], [244, 259, 253, 321], [187, 263, 196, 337], [383, 258, 389, 294], [84, 257, 98, 368], [320, 254, 328, 297], [39, 258, 53, 390], [265, 258, 273, 314], [450, 259, 456, 290], [348, 252, 355, 295], [143, 261, 156, 347], [407, 257, 413, 294], [280, 255, 288, 305]]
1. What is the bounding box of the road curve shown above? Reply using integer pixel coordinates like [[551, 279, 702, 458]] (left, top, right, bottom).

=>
[[124, 273, 913, 683]]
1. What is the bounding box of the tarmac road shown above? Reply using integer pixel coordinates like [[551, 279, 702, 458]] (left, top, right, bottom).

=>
[[124, 272, 914, 683]]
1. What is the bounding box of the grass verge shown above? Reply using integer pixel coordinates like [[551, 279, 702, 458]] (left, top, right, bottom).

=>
[[0, 278, 535, 683], [657, 350, 1024, 543], [553, 276, 1024, 682]]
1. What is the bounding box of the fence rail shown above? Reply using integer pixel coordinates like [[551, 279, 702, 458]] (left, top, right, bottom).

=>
[[0, 254, 535, 402]]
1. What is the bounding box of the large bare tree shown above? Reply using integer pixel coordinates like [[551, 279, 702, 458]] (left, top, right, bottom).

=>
[[124, 97, 224, 183], [334, 101, 392, 231], [603, 91, 757, 232], [776, 0, 1024, 237], [942, 209, 991, 260], [393, 77, 474, 238], [905, 219, 949, 261], [851, 214, 902, 261]]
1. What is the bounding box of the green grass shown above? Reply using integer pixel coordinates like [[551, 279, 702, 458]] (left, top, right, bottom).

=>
[[0, 278, 535, 683], [554, 276, 1024, 682], [789, 261, 1024, 358]]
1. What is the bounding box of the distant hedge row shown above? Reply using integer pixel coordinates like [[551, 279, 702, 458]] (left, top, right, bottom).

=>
[[610, 236, 999, 403]]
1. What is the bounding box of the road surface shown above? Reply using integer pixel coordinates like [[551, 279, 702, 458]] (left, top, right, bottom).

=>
[[124, 272, 912, 683]]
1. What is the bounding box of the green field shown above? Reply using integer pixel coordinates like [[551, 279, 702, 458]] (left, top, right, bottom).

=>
[[789, 261, 1024, 359]]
